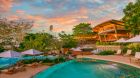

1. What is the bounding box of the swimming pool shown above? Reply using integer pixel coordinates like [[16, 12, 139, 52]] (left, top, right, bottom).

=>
[[33, 59, 140, 78]]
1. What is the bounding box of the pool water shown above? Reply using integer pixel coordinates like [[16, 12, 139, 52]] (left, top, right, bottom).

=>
[[33, 59, 140, 78]]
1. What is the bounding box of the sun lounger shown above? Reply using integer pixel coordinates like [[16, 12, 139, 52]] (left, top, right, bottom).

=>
[[15, 66, 26, 72], [38, 61, 43, 66], [130, 52, 140, 63], [26, 62, 38, 68], [1, 67, 17, 74], [124, 50, 132, 56], [115, 49, 122, 55]]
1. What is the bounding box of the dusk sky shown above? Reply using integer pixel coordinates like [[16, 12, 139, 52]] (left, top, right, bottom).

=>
[[0, 0, 135, 33]]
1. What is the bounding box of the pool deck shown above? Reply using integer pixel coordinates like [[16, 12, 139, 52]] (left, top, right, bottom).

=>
[[0, 65, 49, 78], [77, 55, 140, 68]]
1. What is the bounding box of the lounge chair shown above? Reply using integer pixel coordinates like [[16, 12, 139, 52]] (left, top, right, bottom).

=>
[[124, 50, 132, 56], [130, 52, 140, 63], [38, 61, 43, 66], [15, 66, 26, 72], [1, 67, 17, 74], [26, 62, 38, 68], [115, 49, 122, 55]]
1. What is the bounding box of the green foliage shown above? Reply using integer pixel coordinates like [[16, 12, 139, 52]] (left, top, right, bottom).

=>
[[59, 32, 78, 48], [18, 33, 54, 52], [42, 56, 66, 64], [67, 51, 72, 55], [127, 43, 140, 53], [0, 46, 4, 53], [98, 50, 115, 55], [81, 48, 93, 51], [53, 56, 66, 63], [22, 57, 66, 65], [123, 0, 140, 35], [122, 47, 128, 54], [73, 23, 94, 36], [96, 41, 127, 46], [42, 58, 54, 63], [22, 59, 41, 64]]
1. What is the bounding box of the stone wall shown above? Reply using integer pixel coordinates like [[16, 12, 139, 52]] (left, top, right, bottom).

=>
[[96, 45, 123, 51]]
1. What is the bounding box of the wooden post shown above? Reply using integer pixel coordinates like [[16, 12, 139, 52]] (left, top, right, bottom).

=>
[[104, 35, 107, 42], [114, 25, 118, 40], [98, 34, 102, 42]]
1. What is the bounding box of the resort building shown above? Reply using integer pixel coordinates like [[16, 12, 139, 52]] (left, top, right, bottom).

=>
[[93, 20, 131, 42], [74, 34, 97, 44]]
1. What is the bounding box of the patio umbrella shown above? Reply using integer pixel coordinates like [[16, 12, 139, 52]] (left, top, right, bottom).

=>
[[21, 49, 43, 55], [125, 35, 140, 43], [115, 38, 126, 43], [0, 50, 21, 58], [0, 51, 21, 69]]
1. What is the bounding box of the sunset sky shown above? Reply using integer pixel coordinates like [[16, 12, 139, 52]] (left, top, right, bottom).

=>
[[0, 0, 135, 33]]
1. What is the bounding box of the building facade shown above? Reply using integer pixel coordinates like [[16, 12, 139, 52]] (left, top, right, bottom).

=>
[[93, 20, 131, 42]]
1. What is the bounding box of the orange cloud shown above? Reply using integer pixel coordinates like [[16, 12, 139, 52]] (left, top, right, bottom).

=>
[[26, 15, 46, 21], [16, 10, 25, 14], [0, 0, 13, 12], [47, 7, 88, 25], [5, 7, 91, 33], [7, 15, 19, 21]]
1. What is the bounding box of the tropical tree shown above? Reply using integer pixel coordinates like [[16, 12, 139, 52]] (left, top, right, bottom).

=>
[[123, 0, 140, 35], [72, 23, 96, 44], [59, 31, 78, 48], [73, 23, 93, 36], [0, 18, 33, 49], [18, 33, 53, 52], [49, 37, 63, 50]]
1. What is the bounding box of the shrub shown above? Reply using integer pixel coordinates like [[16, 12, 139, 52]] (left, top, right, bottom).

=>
[[98, 50, 115, 55], [42, 56, 66, 64], [122, 47, 128, 54], [81, 48, 93, 51], [0, 46, 4, 53], [42, 58, 53, 63], [127, 43, 140, 54], [96, 41, 128, 46], [67, 51, 72, 55], [53, 56, 66, 63], [22, 59, 41, 64]]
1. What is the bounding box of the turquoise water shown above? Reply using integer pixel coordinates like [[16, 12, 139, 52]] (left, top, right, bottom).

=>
[[0, 58, 19, 69], [33, 59, 140, 78], [0, 55, 57, 69]]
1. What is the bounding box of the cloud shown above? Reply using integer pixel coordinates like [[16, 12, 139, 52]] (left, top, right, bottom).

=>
[[16, 10, 25, 14], [7, 15, 19, 20], [0, 0, 136, 33], [79, 0, 104, 4], [0, 0, 13, 12]]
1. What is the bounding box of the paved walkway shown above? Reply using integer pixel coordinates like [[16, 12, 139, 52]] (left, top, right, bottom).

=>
[[0, 65, 49, 78], [77, 55, 140, 68]]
